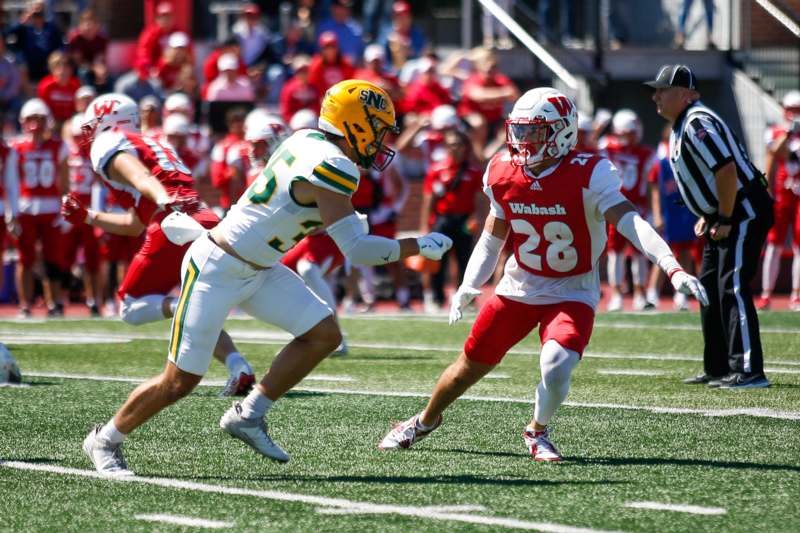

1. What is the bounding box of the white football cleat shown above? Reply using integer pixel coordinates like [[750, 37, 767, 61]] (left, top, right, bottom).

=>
[[219, 371, 256, 397], [219, 403, 290, 463], [378, 414, 441, 450], [632, 294, 647, 311], [82, 424, 133, 476], [522, 426, 563, 462], [606, 293, 623, 312]]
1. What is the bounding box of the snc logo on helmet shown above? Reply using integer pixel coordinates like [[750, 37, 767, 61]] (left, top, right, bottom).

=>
[[359, 89, 387, 111]]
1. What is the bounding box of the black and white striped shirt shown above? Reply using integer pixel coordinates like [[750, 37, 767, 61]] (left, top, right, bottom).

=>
[[668, 101, 765, 217]]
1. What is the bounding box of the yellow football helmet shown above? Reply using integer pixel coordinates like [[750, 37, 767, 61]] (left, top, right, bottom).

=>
[[318, 79, 399, 170]]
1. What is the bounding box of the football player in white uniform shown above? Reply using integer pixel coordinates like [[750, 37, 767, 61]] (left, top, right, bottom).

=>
[[379, 88, 707, 460], [83, 80, 453, 474]]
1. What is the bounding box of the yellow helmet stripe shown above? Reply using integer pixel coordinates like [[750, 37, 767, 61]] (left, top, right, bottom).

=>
[[168, 258, 200, 362]]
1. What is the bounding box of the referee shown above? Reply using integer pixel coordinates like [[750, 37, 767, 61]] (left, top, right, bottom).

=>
[[645, 64, 773, 389]]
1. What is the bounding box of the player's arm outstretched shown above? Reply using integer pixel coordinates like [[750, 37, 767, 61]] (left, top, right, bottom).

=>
[[312, 185, 452, 265], [605, 200, 708, 305], [448, 214, 509, 325], [61, 193, 145, 236]]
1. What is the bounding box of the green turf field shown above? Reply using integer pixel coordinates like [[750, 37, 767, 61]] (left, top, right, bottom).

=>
[[1, 311, 799, 532]]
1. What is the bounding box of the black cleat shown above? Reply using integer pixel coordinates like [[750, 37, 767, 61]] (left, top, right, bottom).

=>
[[717, 373, 770, 389]]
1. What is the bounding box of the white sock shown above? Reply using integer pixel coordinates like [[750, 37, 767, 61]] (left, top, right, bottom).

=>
[[533, 340, 580, 426], [792, 247, 800, 292], [239, 388, 273, 419], [224, 352, 250, 375], [97, 420, 126, 445], [415, 414, 436, 431]]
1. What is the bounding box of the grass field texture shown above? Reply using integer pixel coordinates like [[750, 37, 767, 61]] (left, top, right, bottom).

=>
[[1, 311, 799, 532]]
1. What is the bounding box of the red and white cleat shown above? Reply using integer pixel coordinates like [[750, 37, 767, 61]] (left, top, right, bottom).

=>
[[378, 414, 441, 450], [220, 372, 256, 397], [522, 426, 563, 462], [756, 297, 771, 311]]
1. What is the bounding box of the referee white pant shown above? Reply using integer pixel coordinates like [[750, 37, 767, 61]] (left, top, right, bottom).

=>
[[167, 234, 333, 376], [699, 191, 773, 377]]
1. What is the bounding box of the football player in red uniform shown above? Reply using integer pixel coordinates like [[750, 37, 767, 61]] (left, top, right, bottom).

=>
[[60, 93, 254, 396], [62, 115, 104, 315], [10, 98, 69, 317], [0, 138, 20, 296], [380, 88, 707, 460], [758, 90, 800, 310], [601, 109, 657, 311]]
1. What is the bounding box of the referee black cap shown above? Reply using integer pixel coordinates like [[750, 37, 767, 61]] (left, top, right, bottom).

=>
[[644, 64, 696, 90]]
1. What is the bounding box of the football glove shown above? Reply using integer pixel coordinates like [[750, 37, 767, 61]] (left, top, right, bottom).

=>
[[669, 269, 709, 306], [61, 193, 88, 225], [448, 285, 481, 325], [416, 232, 453, 261]]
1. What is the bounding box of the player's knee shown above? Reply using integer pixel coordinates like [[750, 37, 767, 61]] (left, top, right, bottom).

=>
[[304, 317, 342, 354], [540, 341, 579, 391]]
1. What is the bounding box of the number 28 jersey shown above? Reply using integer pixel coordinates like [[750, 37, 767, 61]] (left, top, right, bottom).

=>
[[216, 129, 361, 267], [486, 150, 626, 309]]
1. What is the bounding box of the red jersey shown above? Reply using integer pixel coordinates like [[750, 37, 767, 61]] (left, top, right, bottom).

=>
[[210, 134, 245, 209], [67, 146, 96, 202], [601, 137, 655, 210], [765, 125, 800, 205], [89, 129, 197, 223], [484, 150, 626, 308], [354, 68, 401, 97], [37, 75, 81, 122], [457, 72, 515, 123], [279, 76, 321, 124], [401, 78, 452, 115], [10, 137, 68, 215], [423, 156, 483, 217], [308, 55, 355, 96]]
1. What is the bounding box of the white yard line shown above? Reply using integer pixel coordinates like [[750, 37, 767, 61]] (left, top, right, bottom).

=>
[[302, 375, 356, 382], [134, 514, 233, 529], [317, 504, 488, 515], [0, 382, 30, 388], [22, 371, 800, 421], [624, 501, 726, 515], [596, 370, 666, 377], [485, 373, 511, 379], [0, 334, 130, 345], [766, 368, 800, 374], [0, 461, 620, 533]]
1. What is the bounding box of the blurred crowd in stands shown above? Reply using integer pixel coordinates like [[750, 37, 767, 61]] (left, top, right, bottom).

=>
[[0, 0, 797, 318]]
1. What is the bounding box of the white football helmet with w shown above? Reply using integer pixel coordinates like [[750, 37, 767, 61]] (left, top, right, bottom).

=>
[[245, 113, 290, 165], [81, 93, 140, 147], [506, 87, 578, 167]]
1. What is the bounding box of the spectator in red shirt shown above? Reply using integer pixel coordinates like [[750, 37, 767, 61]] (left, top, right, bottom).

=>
[[279, 55, 321, 123], [135, 2, 181, 74], [202, 37, 247, 96], [210, 108, 248, 211], [419, 129, 484, 309], [401, 57, 452, 116], [37, 50, 81, 126], [155, 31, 192, 91], [457, 48, 519, 136], [355, 44, 403, 104], [308, 31, 355, 96], [67, 9, 108, 69]]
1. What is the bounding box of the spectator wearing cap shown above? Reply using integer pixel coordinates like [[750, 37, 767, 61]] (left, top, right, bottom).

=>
[[317, 0, 365, 64], [279, 55, 320, 124], [757, 90, 800, 311], [202, 38, 248, 98], [233, 3, 274, 67], [206, 53, 255, 102], [396, 104, 462, 166], [377, 1, 426, 66], [647, 64, 773, 389], [37, 50, 81, 126], [139, 96, 162, 136], [272, 23, 316, 67], [308, 32, 355, 96], [135, 1, 183, 74], [400, 57, 452, 116], [355, 44, 402, 103], [457, 47, 519, 143], [0, 38, 23, 119], [155, 31, 193, 91], [66, 9, 108, 71], [3, 1, 64, 82]]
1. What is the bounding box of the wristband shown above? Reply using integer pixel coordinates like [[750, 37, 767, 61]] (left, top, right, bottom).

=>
[[667, 267, 684, 280]]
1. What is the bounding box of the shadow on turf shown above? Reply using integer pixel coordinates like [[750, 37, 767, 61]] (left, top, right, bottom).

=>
[[570, 456, 800, 473]]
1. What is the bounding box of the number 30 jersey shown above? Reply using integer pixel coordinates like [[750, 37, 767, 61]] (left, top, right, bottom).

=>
[[216, 129, 361, 267], [485, 149, 626, 309]]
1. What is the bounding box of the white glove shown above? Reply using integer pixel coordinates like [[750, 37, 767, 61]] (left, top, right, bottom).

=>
[[448, 285, 481, 325], [670, 269, 709, 306], [417, 232, 453, 261], [161, 211, 205, 245]]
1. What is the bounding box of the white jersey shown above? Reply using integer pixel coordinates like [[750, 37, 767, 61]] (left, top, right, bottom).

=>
[[215, 129, 360, 267], [484, 151, 626, 310]]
